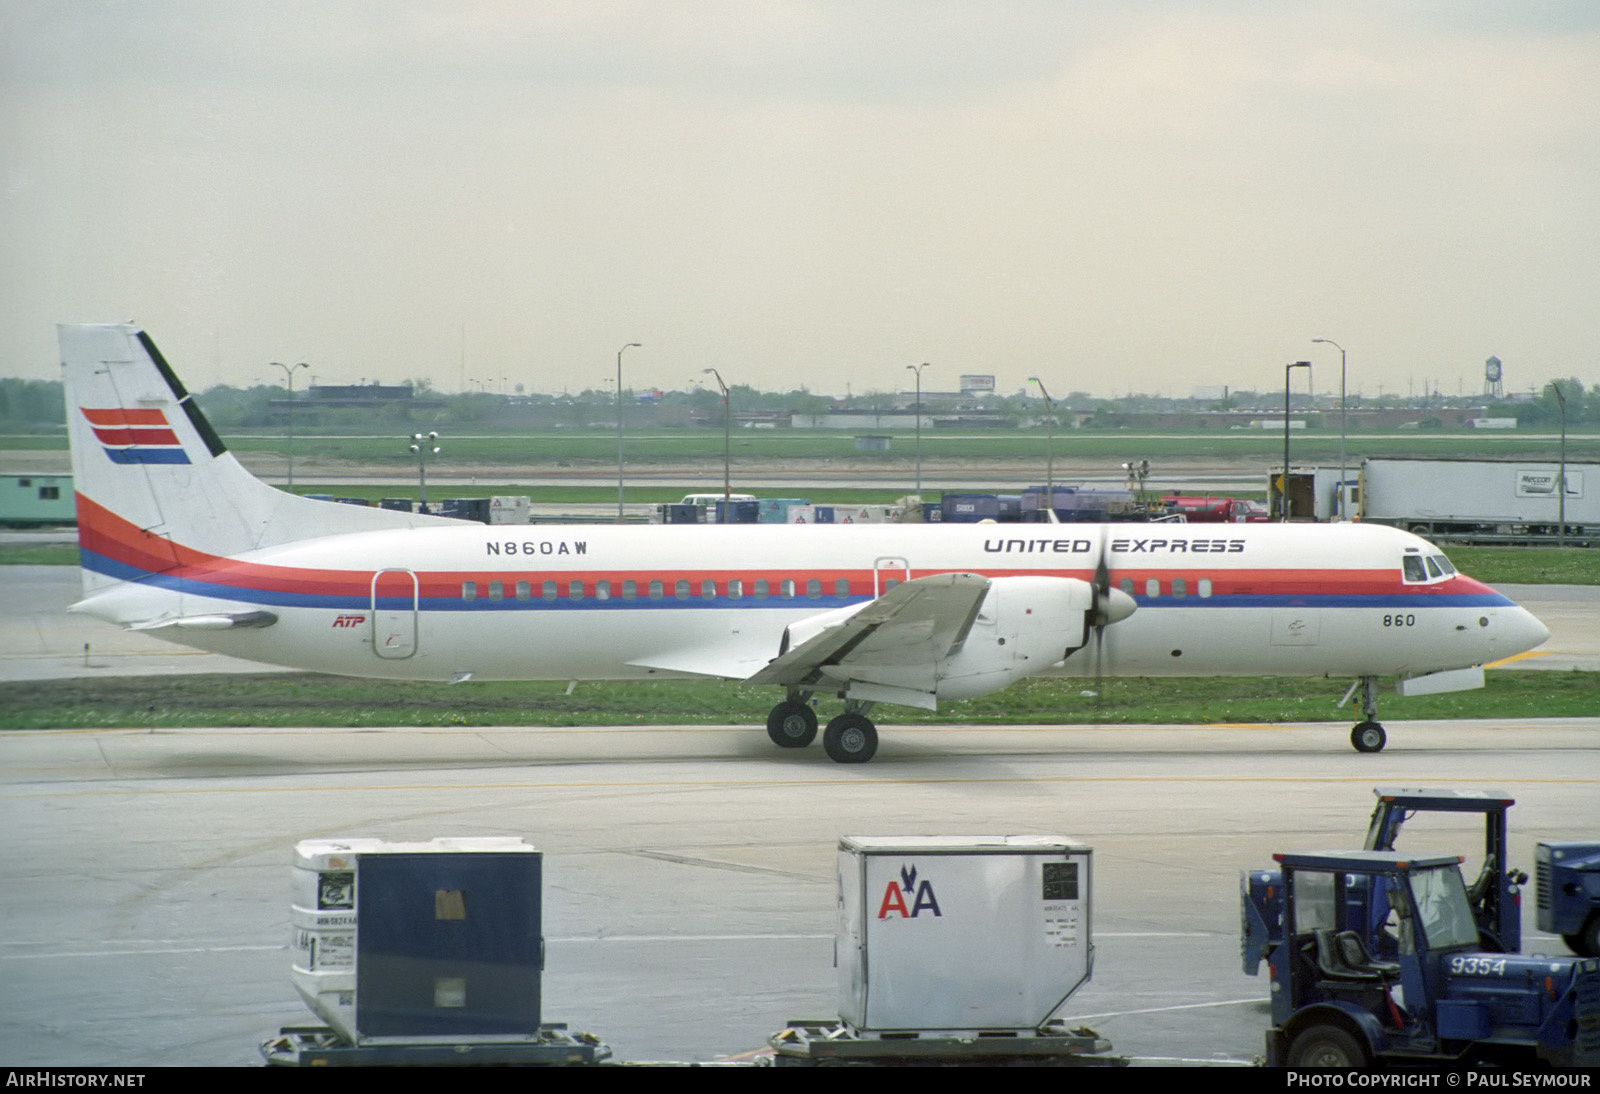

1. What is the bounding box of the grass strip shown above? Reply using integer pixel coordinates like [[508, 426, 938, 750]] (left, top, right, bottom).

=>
[[3, 670, 1593, 731]]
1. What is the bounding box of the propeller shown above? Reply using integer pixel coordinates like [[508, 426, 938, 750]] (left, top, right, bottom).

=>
[[1090, 527, 1110, 716], [1086, 526, 1137, 717]]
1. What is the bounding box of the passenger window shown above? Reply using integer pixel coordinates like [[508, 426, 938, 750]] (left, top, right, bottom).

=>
[[728, 579, 743, 599], [754, 579, 769, 599], [595, 580, 611, 601], [1198, 578, 1212, 598], [462, 581, 477, 601], [835, 578, 850, 597], [1171, 577, 1186, 598], [807, 579, 821, 598], [702, 579, 716, 599], [676, 579, 691, 600], [540, 581, 555, 601], [488, 580, 504, 601], [780, 579, 795, 598], [568, 580, 584, 601], [1145, 578, 1160, 598], [621, 580, 637, 600], [517, 581, 532, 601], [1120, 578, 1135, 596], [649, 580, 664, 600]]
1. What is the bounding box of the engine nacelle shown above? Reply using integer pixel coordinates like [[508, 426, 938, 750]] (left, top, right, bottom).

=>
[[934, 576, 1098, 700]]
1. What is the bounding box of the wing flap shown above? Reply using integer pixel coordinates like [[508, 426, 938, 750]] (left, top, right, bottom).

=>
[[745, 573, 990, 688]]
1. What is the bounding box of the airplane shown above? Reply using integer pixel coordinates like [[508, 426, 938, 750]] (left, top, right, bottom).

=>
[[58, 324, 1550, 763]]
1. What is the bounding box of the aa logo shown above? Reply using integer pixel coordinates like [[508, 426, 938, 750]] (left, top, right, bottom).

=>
[[877, 864, 942, 919]]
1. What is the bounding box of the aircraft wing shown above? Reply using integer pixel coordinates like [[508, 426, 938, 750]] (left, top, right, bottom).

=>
[[743, 572, 991, 688]]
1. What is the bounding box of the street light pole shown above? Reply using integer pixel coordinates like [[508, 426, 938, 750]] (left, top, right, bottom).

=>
[[1282, 361, 1311, 521], [905, 362, 927, 497], [702, 367, 731, 521], [270, 361, 308, 490], [1553, 382, 1568, 549], [1028, 376, 1056, 513], [409, 431, 440, 513], [1312, 338, 1347, 519], [616, 342, 641, 521]]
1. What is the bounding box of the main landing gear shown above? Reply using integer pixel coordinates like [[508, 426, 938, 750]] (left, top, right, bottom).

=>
[[1347, 675, 1387, 754], [764, 692, 879, 764], [766, 693, 818, 748]]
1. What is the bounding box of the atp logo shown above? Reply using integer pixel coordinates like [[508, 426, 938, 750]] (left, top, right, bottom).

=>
[[331, 615, 367, 628], [877, 864, 942, 919]]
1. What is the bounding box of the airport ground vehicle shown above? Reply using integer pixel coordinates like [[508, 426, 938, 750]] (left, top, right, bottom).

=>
[[1264, 850, 1600, 1068], [1537, 842, 1600, 957], [1158, 495, 1269, 523], [1243, 788, 1524, 974]]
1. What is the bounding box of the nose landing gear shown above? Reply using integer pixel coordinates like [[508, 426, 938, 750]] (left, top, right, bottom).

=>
[[1345, 676, 1387, 753]]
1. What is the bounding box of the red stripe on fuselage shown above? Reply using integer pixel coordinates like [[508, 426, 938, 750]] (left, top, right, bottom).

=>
[[76, 496, 1488, 602]]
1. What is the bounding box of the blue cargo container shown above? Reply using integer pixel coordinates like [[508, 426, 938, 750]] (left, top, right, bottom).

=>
[[715, 499, 761, 524], [940, 493, 1003, 522], [438, 498, 491, 523]]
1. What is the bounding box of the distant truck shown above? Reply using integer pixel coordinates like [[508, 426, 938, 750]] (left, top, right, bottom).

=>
[[1159, 495, 1269, 523], [1282, 458, 1599, 541]]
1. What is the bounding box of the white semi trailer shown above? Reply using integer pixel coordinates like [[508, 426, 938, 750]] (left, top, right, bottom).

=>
[[1356, 457, 1597, 543]]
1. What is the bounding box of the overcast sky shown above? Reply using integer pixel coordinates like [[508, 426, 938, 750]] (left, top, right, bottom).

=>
[[3, 1, 1597, 400]]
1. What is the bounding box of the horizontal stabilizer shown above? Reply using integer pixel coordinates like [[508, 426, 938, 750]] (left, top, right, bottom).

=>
[[129, 611, 279, 631]]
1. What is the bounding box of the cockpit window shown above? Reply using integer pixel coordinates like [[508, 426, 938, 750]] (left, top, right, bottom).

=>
[[1402, 550, 1456, 584]]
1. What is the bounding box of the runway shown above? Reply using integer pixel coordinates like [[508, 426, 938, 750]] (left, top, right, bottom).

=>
[[3, 720, 1598, 1066]]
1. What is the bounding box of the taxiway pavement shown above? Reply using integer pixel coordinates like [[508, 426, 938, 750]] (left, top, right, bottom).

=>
[[2, 720, 1598, 1066]]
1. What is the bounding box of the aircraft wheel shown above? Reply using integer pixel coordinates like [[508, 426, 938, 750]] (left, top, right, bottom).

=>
[[823, 713, 878, 764], [1287, 1024, 1368, 1067], [766, 701, 818, 748], [1351, 721, 1387, 753]]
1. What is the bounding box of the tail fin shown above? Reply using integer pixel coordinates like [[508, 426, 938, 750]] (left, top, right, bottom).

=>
[[61, 324, 457, 596]]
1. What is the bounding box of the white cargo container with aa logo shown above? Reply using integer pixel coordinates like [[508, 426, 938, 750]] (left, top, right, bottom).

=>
[[835, 835, 1093, 1034]]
